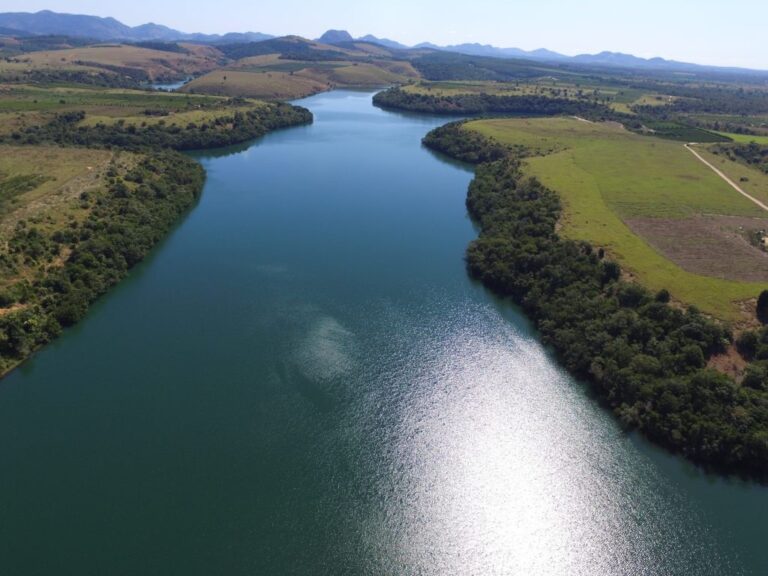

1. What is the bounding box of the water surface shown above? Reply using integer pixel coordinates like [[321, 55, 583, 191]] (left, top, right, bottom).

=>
[[0, 91, 766, 575]]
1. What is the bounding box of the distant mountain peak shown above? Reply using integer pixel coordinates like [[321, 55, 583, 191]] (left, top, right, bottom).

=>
[[317, 29, 353, 44]]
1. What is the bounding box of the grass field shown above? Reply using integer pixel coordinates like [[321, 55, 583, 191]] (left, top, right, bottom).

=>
[[183, 69, 330, 100], [696, 146, 768, 205], [0, 145, 113, 228], [0, 145, 117, 291], [716, 131, 768, 144], [0, 85, 240, 135], [466, 118, 768, 320]]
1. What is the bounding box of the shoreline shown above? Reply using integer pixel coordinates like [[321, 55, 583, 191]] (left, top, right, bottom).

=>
[[0, 104, 313, 380], [422, 120, 768, 481]]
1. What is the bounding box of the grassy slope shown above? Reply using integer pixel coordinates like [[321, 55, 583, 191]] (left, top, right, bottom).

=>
[[0, 145, 115, 287], [696, 146, 768, 205], [183, 38, 419, 101], [15, 44, 222, 80], [467, 118, 767, 320], [182, 69, 330, 100], [184, 62, 415, 100]]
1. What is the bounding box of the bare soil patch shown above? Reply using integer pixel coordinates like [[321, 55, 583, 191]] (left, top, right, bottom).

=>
[[708, 345, 748, 381], [625, 215, 768, 282]]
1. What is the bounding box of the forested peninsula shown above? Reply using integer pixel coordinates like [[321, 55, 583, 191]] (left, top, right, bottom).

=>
[[424, 121, 768, 478], [0, 101, 312, 376], [373, 86, 615, 117]]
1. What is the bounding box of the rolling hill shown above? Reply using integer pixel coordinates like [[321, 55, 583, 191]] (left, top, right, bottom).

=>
[[182, 36, 420, 100]]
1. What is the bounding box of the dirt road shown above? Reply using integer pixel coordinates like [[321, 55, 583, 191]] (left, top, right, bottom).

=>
[[685, 143, 768, 212]]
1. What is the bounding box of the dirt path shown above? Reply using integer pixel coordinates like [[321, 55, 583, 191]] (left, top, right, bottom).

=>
[[685, 143, 768, 212]]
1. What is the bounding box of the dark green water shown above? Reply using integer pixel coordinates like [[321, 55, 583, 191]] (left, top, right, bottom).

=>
[[0, 91, 766, 575]]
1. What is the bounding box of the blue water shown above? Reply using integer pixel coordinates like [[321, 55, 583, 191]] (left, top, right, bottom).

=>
[[0, 90, 765, 575]]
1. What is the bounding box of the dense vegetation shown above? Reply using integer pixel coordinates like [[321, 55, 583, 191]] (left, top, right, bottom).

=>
[[0, 151, 204, 374], [713, 142, 768, 173], [633, 82, 768, 116], [129, 41, 190, 54], [639, 120, 729, 143], [422, 121, 510, 163], [2, 101, 312, 151], [425, 122, 768, 477], [373, 86, 615, 117], [219, 38, 349, 62], [411, 52, 549, 81]]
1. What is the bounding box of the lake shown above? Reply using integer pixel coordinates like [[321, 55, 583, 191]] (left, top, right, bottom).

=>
[[0, 90, 765, 575]]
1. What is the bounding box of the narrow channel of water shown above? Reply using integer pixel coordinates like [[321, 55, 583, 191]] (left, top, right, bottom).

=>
[[0, 91, 765, 575]]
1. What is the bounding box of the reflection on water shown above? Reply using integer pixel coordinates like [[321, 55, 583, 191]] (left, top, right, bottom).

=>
[[351, 298, 741, 575]]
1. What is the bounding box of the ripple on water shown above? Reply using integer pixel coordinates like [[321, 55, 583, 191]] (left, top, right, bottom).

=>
[[351, 296, 742, 576]]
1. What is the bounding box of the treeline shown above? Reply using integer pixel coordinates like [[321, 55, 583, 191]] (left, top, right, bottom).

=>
[[219, 38, 347, 62], [712, 142, 768, 173], [0, 152, 204, 374], [424, 122, 768, 477], [3, 102, 312, 151], [412, 52, 547, 82], [129, 41, 190, 54], [633, 83, 768, 116], [373, 87, 615, 117], [378, 87, 729, 143], [637, 120, 729, 143], [422, 121, 510, 163]]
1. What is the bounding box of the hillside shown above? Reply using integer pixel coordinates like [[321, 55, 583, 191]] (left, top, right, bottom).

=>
[[1, 11, 766, 78], [2, 43, 224, 83], [183, 37, 420, 100]]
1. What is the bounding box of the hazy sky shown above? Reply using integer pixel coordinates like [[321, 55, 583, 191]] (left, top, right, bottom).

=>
[[4, 0, 767, 69]]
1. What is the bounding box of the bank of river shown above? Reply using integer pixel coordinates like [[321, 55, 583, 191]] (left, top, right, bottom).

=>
[[0, 91, 765, 575]]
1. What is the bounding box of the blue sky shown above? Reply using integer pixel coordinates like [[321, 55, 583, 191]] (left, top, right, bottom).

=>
[[5, 0, 767, 69]]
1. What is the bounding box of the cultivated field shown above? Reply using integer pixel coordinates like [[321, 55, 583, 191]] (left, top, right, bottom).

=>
[[466, 117, 768, 320]]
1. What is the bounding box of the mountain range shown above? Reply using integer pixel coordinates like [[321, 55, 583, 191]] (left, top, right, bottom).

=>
[[0, 10, 763, 75], [0, 10, 272, 43]]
